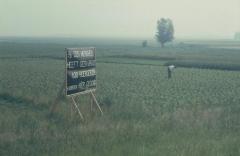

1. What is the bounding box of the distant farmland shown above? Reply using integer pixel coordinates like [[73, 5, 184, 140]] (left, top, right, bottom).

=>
[[0, 38, 240, 156]]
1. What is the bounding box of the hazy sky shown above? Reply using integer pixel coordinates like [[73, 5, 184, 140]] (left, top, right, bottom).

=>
[[1, 0, 239, 39]]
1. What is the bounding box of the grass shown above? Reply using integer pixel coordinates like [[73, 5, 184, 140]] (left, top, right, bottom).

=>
[[0, 38, 240, 155]]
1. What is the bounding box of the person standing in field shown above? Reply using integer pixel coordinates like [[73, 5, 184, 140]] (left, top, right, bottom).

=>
[[167, 65, 176, 79]]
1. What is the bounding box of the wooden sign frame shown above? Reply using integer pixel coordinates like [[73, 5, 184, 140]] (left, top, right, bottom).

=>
[[50, 47, 103, 121]]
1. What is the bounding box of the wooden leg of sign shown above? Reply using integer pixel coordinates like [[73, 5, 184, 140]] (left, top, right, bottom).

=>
[[70, 99, 73, 119], [71, 96, 84, 121], [90, 91, 103, 115], [90, 94, 93, 113]]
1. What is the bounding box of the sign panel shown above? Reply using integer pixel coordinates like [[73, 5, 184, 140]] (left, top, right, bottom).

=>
[[65, 47, 96, 96]]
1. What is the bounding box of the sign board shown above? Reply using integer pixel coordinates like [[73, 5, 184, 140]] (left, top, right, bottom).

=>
[[65, 47, 96, 96]]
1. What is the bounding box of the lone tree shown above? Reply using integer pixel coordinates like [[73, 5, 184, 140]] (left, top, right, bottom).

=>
[[155, 18, 174, 47]]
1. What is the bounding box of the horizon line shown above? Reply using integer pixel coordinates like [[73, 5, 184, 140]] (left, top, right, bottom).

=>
[[0, 35, 237, 41]]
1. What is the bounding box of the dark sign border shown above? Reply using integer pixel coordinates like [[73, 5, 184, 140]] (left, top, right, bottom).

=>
[[65, 47, 96, 96]]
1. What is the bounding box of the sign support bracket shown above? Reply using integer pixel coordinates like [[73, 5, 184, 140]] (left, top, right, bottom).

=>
[[90, 91, 103, 115], [71, 96, 84, 121]]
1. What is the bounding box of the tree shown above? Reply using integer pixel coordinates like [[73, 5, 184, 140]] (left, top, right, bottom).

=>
[[142, 40, 147, 47], [234, 32, 240, 40], [155, 18, 174, 47]]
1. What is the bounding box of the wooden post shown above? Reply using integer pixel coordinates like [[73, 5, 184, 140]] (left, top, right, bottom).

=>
[[70, 98, 73, 119], [71, 96, 84, 121], [90, 91, 103, 115], [90, 93, 93, 113]]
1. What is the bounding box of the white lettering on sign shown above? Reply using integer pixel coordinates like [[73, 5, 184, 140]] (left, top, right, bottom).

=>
[[67, 80, 96, 92], [69, 69, 96, 79], [67, 60, 96, 68], [66, 47, 96, 96], [78, 81, 85, 89], [78, 69, 96, 78], [87, 60, 96, 67], [70, 50, 94, 58], [86, 80, 96, 88], [71, 71, 78, 79], [81, 50, 94, 57], [67, 85, 78, 91], [79, 61, 88, 67], [67, 61, 79, 69]]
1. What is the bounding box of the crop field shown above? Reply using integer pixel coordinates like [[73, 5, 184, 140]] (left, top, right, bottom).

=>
[[0, 38, 240, 156]]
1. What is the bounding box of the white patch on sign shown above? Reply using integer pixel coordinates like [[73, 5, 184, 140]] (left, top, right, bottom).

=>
[[80, 61, 88, 67], [67, 85, 78, 91], [86, 80, 96, 88], [78, 82, 85, 89], [71, 72, 78, 79], [67, 61, 79, 69], [78, 69, 96, 77], [70, 50, 94, 58]]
